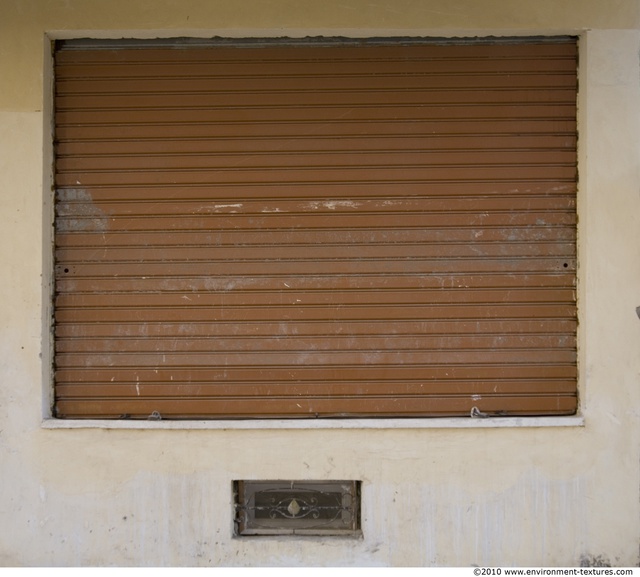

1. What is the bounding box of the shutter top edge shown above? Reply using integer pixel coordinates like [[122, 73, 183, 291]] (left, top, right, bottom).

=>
[[55, 35, 577, 51]]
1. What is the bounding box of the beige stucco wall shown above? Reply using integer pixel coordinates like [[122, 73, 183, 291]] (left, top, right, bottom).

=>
[[1, 0, 640, 567]]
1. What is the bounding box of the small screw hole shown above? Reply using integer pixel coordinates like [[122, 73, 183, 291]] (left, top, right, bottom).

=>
[[563, 263, 568, 268], [64, 268, 69, 273]]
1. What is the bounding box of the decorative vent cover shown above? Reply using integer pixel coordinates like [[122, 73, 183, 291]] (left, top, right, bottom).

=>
[[234, 480, 361, 536]]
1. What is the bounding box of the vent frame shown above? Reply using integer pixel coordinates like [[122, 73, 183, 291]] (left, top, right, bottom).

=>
[[234, 480, 362, 537]]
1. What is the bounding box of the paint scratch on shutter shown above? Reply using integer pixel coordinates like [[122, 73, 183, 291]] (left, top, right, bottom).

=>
[[56, 188, 108, 232], [303, 200, 361, 211]]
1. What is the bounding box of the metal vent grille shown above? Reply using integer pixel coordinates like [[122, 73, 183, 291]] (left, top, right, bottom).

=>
[[234, 480, 361, 536]]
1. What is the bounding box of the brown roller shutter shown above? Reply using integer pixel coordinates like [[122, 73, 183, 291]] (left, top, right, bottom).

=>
[[53, 38, 577, 419]]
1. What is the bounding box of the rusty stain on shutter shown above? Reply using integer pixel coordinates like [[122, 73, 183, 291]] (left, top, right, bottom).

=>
[[53, 39, 578, 419]]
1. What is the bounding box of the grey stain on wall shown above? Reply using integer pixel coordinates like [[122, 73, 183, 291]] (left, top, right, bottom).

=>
[[579, 554, 612, 567]]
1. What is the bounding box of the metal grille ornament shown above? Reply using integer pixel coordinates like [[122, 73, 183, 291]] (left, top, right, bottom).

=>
[[235, 480, 361, 536]]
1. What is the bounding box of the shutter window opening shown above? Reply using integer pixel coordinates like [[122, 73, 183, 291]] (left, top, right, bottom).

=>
[[53, 37, 578, 419]]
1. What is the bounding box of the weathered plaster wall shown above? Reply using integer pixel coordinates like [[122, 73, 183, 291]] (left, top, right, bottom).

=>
[[1, 0, 640, 567]]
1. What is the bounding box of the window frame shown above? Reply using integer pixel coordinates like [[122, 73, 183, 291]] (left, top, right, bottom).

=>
[[41, 33, 584, 427]]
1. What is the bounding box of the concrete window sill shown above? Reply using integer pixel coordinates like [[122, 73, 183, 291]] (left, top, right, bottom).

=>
[[41, 415, 585, 430]]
